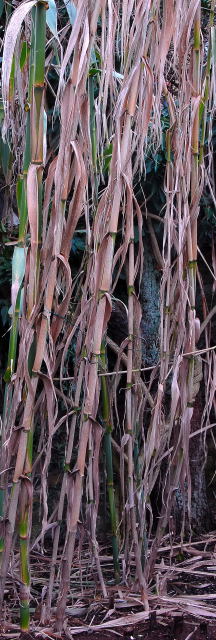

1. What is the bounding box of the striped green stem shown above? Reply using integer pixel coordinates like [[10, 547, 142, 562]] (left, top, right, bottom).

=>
[[199, 0, 215, 164], [4, 8, 36, 385], [19, 494, 30, 632], [1, 11, 37, 580], [187, 3, 201, 407], [17, 1, 47, 629]]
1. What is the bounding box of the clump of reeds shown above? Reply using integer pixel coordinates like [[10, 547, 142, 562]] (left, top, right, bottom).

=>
[[0, 0, 215, 633]]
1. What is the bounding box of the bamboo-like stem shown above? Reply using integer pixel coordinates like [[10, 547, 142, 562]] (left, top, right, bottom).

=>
[[19, 5, 36, 243], [199, 0, 215, 164], [160, 83, 176, 381], [126, 210, 148, 608], [3, 10, 35, 385], [11, 2, 47, 630], [28, 1, 46, 315], [146, 444, 184, 581], [13, 182, 66, 531], [187, 3, 201, 408], [89, 73, 98, 204], [19, 484, 31, 632], [161, 127, 172, 380], [56, 66, 142, 631], [100, 340, 120, 582], [87, 426, 107, 597], [1, 85, 32, 588], [46, 359, 84, 617], [2, 0, 213, 627], [191, 4, 201, 265], [0, 481, 20, 606]]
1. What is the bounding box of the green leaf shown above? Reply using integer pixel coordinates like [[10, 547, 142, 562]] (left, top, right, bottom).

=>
[[95, 49, 102, 67], [0, 138, 10, 180], [12, 247, 26, 309], [9, 56, 15, 101], [16, 175, 23, 218], [89, 68, 101, 77], [46, 0, 58, 36], [12, 247, 26, 284], [20, 41, 30, 70], [102, 143, 112, 173]]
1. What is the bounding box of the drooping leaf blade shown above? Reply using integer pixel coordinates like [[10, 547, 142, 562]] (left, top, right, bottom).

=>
[[62, 0, 76, 26], [46, 0, 57, 37]]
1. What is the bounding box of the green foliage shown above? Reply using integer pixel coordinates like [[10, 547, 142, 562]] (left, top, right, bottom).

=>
[[89, 67, 101, 77], [0, 137, 11, 182], [102, 142, 112, 174], [20, 42, 30, 70]]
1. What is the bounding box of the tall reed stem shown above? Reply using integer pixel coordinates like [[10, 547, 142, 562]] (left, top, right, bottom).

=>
[[18, 3, 46, 628], [100, 340, 120, 582], [4, 8, 35, 385], [46, 359, 84, 616], [187, 3, 201, 408], [199, 0, 215, 164], [127, 211, 148, 608], [89, 73, 98, 204], [56, 65, 142, 631]]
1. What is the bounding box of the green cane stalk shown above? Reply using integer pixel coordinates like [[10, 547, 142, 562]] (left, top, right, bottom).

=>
[[187, 3, 201, 408], [100, 340, 120, 582], [18, 1, 47, 629], [199, 0, 215, 164], [1, 17, 36, 578], [4, 8, 36, 385], [18, 14, 36, 244], [27, 1, 46, 314], [191, 3, 200, 261], [1, 6, 44, 589], [56, 65, 144, 630], [19, 492, 31, 631]]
